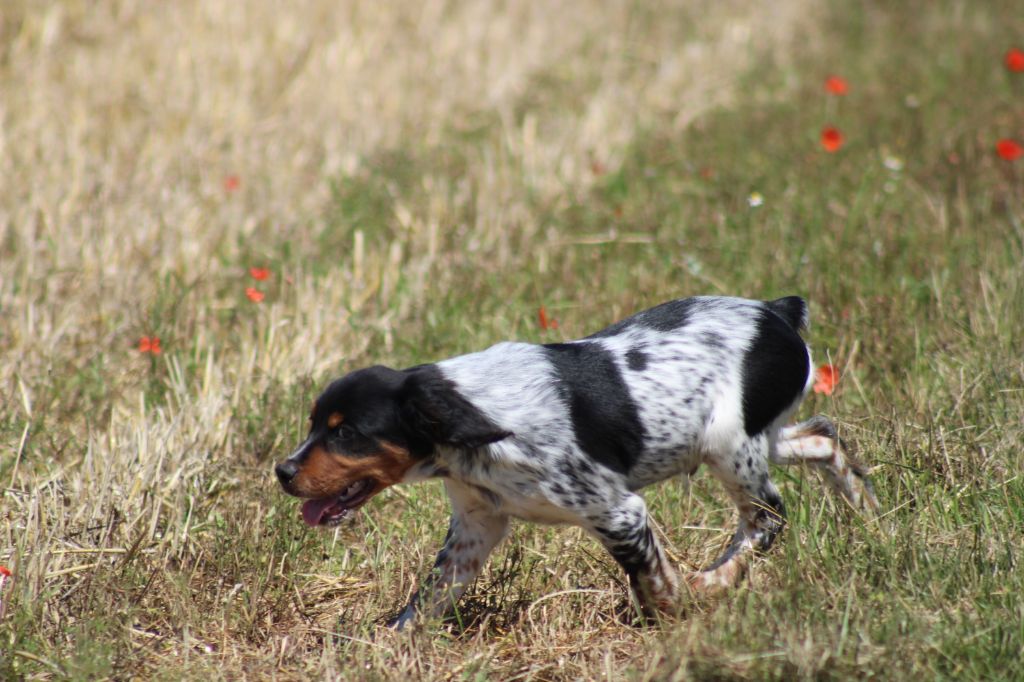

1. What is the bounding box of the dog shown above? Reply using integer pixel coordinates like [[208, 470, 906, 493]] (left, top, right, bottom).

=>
[[275, 295, 877, 628]]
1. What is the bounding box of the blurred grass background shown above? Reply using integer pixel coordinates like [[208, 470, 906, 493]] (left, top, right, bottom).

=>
[[1, 0, 1022, 679]]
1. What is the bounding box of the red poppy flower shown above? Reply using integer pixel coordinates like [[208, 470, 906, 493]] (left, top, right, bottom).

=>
[[245, 287, 265, 303], [813, 364, 839, 395], [223, 175, 241, 192], [538, 306, 559, 330], [820, 127, 844, 153], [824, 75, 849, 95], [249, 266, 270, 281], [0, 565, 11, 577], [1006, 48, 1024, 73], [996, 139, 1023, 161], [138, 336, 162, 354]]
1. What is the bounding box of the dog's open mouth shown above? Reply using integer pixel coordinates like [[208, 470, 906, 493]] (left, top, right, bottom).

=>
[[300, 478, 376, 527]]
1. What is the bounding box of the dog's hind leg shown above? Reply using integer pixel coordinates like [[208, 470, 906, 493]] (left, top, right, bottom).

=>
[[587, 492, 680, 619], [390, 480, 509, 630], [688, 433, 786, 594], [772, 415, 879, 512]]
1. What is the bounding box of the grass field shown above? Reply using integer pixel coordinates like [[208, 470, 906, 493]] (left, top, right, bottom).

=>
[[2, 0, 1023, 679]]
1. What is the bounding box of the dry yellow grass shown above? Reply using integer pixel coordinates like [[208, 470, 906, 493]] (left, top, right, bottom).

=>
[[1, 3, 825, 677], [4, 0, 1022, 679]]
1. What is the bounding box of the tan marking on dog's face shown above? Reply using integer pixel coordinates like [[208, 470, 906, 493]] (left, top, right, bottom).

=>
[[286, 439, 416, 501], [326, 412, 344, 429]]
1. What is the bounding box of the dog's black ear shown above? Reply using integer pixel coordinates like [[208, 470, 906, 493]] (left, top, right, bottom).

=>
[[400, 367, 512, 450]]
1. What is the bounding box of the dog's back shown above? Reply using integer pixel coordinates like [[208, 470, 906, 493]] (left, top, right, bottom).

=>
[[438, 296, 812, 491]]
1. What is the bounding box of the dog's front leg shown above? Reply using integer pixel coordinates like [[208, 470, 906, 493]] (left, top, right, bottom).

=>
[[391, 481, 509, 630]]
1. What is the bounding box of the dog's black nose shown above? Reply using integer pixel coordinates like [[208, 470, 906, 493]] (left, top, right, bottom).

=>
[[275, 460, 299, 485]]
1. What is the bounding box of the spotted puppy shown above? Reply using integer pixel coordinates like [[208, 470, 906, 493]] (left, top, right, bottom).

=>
[[275, 295, 877, 627]]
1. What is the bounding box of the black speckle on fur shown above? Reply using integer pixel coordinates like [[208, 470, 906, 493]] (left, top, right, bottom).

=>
[[740, 306, 810, 436], [470, 483, 502, 507], [545, 342, 646, 474], [605, 525, 656, 576], [626, 348, 648, 371], [701, 331, 726, 349]]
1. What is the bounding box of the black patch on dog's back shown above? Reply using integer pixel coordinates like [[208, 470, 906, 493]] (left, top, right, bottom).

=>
[[740, 305, 810, 436], [544, 342, 646, 473], [587, 298, 699, 338]]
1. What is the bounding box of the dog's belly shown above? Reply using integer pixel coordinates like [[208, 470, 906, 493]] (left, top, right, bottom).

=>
[[450, 473, 589, 525], [499, 496, 587, 525], [626, 446, 703, 490]]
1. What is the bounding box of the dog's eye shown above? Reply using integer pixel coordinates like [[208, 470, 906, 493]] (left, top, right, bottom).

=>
[[337, 424, 357, 439]]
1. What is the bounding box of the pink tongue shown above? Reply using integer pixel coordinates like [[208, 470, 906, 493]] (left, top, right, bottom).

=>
[[301, 498, 337, 527]]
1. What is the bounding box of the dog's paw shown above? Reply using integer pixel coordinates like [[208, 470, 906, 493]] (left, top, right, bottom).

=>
[[848, 462, 881, 513], [684, 561, 744, 597], [385, 606, 417, 631]]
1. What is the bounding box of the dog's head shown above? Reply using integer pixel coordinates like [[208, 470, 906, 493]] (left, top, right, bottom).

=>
[[275, 364, 511, 527]]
